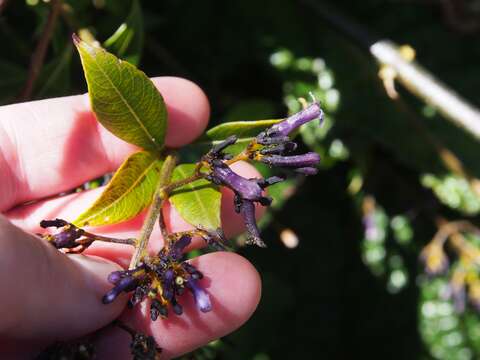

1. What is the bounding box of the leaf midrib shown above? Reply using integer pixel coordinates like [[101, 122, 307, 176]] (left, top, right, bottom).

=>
[[89, 48, 160, 151], [77, 159, 158, 224], [175, 166, 218, 228]]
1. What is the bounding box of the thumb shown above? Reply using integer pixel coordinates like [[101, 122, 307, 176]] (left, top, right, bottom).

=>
[[0, 215, 125, 353]]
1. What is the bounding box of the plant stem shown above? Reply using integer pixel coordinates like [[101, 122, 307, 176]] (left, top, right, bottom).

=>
[[17, 0, 62, 101], [84, 232, 135, 246], [129, 153, 177, 269]]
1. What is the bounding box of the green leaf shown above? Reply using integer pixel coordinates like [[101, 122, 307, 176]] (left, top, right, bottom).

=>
[[104, 0, 143, 66], [74, 36, 167, 152], [189, 118, 282, 156], [169, 164, 221, 230], [74, 151, 163, 227]]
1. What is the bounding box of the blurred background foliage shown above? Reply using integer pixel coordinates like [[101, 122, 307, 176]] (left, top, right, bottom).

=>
[[3, 0, 480, 358]]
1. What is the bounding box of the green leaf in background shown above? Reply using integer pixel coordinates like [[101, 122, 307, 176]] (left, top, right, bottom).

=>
[[193, 118, 281, 155], [169, 163, 221, 230], [74, 151, 163, 227], [74, 36, 167, 152], [104, 0, 143, 66]]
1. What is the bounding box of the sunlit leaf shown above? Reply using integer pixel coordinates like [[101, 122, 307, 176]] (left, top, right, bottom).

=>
[[104, 0, 143, 65], [74, 36, 167, 151], [169, 163, 221, 230], [74, 151, 163, 227]]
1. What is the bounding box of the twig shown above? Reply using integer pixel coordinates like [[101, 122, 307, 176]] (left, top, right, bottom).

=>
[[302, 0, 480, 141], [129, 154, 177, 269], [17, 0, 62, 101]]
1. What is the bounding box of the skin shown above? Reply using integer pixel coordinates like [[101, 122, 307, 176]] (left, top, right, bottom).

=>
[[0, 77, 264, 359]]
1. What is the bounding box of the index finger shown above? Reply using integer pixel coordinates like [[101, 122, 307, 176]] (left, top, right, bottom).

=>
[[0, 77, 210, 212]]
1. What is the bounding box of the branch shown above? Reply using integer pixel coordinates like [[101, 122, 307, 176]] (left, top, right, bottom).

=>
[[129, 153, 177, 269], [17, 0, 62, 101], [302, 0, 480, 141]]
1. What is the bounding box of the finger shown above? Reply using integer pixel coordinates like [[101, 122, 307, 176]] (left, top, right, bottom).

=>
[[0, 77, 210, 212], [0, 215, 126, 358], [94, 252, 261, 359], [6, 162, 266, 262]]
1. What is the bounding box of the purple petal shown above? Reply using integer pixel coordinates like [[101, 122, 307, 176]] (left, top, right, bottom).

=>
[[171, 235, 192, 259], [211, 162, 264, 202], [267, 102, 323, 137], [187, 279, 212, 312], [260, 152, 320, 168], [240, 200, 266, 247], [107, 271, 124, 284], [102, 276, 138, 304]]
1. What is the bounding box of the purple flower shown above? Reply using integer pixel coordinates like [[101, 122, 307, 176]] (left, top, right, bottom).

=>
[[207, 160, 269, 203], [102, 234, 211, 319], [40, 219, 85, 249], [253, 103, 322, 175], [238, 199, 265, 247], [257, 102, 323, 141], [103, 276, 140, 304], [206, 160, 284, 246], [260, 152, 320, 169], [170, 235, 192, 260], [186, 279, 212, 312]]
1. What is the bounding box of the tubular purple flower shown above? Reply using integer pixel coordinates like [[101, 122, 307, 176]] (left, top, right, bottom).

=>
[[260, 152, 320, 169], [209, 161, 265, 202], [107, 271, 124, 284], [261, 102, 323, 140], [102, 276, 138, 304], [170, 235, 192, 260], [239, 199, 265, 247], [187, 279, 212, 313]]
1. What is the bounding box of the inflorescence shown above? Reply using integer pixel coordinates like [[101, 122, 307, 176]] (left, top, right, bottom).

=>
[[39, 100, 323, 324]]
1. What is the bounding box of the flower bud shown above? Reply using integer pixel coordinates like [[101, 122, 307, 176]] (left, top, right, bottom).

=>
[[187, 279, 212, 313]]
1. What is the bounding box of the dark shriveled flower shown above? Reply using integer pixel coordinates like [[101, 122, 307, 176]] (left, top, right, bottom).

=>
[[40, 219, 85, 249]]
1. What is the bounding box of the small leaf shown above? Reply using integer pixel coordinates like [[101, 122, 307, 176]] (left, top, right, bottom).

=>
[[104, 0, 143, 66], [74, 35, 167, 151], [74, 151, 163, 227], [186, 119, 282, 157], [169, 164, 221, 230]]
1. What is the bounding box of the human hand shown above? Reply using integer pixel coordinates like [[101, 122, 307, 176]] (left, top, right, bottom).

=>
[[0, 77, 262, 359]]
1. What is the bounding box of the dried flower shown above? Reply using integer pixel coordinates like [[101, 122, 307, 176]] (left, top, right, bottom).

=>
[[40, 219, 85, 249]]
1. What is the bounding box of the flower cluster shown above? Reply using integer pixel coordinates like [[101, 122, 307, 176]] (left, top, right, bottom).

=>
[[255, 102, 322, 175], [38, 100, 324, 337], [103, 232, 213, 319], [203, 102, 322, 247]]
